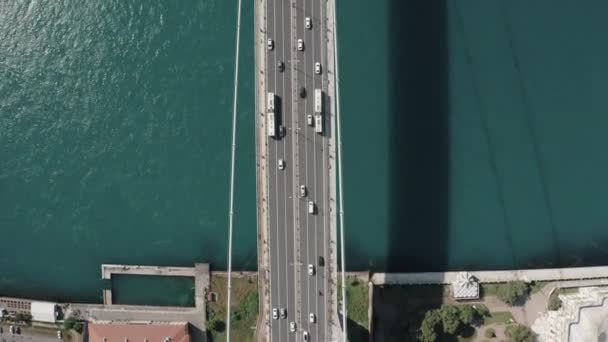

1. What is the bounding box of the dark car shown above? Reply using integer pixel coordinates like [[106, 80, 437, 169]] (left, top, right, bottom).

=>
[[318, 256, 324, 266], [299, 87, 306, 98], [277, 60, 284, 72]]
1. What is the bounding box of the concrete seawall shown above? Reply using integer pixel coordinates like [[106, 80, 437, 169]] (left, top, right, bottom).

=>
[[372, 265, 608, 285]]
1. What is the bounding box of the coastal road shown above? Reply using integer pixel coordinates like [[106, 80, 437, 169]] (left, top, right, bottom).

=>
[[264, 0, 334, 340]]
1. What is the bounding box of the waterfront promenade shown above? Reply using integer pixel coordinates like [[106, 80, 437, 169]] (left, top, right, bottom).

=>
[[371, 265, 608, 285]]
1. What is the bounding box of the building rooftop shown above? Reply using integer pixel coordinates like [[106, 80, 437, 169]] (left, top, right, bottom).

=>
[[88, 322, 190, 342]]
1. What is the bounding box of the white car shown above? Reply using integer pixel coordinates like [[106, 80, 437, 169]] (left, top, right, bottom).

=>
[[57, 330, 63, 339], [314, 62, 321, 74], [307, 113, 314, 126], [299, 185, 307, 197], [308, 264, 315, 276], [272, 308, 279, 320], [297, 39, 304, 51], [278, 159, 285, 170], [309, 313, 316, 323], [267, 38, 274, 50], [308, 200, 315, 214], [303, 331, 310, 341], [290, 321, 297, 333], [305, 17, 312, 29]]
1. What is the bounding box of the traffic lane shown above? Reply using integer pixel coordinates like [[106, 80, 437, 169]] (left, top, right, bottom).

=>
[[280, 0, 297, 339], [265, 13, 283, 342], [317, 139, 330, 342], [306, 133, 322, 340], [295, 0, 313, 339], [267, 0, 290, 339]]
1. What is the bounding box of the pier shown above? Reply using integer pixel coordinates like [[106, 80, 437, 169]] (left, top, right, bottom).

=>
[[66, 263, 210, 342]]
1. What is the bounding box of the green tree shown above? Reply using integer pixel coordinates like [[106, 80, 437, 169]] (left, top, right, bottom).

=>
[[475, 305, 490, 317], [210, 319, 225, 332], [419, 309, 441, 342], [64, 316, 84, 333], [548, 294, 562, 311], [230, 310, 242, 322], [458, 305, 476, 325], [505, 324, 534, 342], [15, 312, 32, 323], [440, 305, 461, 334], [485, 327, 496, 338], [497, 281, 529, 306]]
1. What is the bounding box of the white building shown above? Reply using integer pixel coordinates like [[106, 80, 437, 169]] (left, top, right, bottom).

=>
[[30, 301, 58, 323]]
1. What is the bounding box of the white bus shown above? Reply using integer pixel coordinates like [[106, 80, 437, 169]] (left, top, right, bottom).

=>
[[315, 114, 323, 134], [314, 89, 322, 114], [268, 112, 276, 137], [267, 92, 275, 112]]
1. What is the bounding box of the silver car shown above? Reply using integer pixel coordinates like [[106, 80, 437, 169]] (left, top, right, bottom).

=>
[[267, 38, 274, 50], [309, 313, 316, 323], [315, 62, 321, 74], [280, 308, 287, 319], [278, 159, 285, 170], [300, 185, 307, 197], [305, 17, 312, 29], [307, 113, 314, 126], [308, 200, 315, 214], [308, 264, 315, 276], [272, 308, 278, 320], [290, 321, 297, 333], [297, 39, 304, 51]]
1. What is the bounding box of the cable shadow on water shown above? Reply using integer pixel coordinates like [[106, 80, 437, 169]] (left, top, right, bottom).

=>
[[452, 1, 517, 267], [499, 0, 562, 267]]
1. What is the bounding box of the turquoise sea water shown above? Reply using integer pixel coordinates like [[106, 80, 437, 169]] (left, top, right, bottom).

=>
[[111, 275, 194, 307], [0, 0, 256, 302], [339, 0, 608, 272], [2, 0, 608, 303]]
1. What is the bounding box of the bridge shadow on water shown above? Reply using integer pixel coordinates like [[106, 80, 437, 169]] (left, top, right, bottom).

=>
[[373, 0, 449, 340], [386, 0, 449, 273]]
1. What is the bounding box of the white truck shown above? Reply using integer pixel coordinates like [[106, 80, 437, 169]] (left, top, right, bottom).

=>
[[314, 89, 323, 134], [314, 114, 323, 133], [314, 89, 322, 114], [267, 92, 275, 112], [268, 112, 276, 137]]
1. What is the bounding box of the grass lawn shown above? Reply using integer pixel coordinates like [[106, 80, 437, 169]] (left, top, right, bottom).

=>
[[338, 276, 369, 342], [530, 281, 551, 294], [206, 274, 259, 342], [483, 311, 515, 325], [480, 283, 501, 297], [559, 287, 579, 295]]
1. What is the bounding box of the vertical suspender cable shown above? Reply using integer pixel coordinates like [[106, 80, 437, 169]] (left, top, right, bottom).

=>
[[226, 0, 243, 340]]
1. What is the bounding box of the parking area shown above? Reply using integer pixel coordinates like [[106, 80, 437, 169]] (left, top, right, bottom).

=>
[[0, 326, 61, 342]]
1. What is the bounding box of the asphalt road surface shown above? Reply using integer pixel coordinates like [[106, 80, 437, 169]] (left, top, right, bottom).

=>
[[265, 0, 331, 340]]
